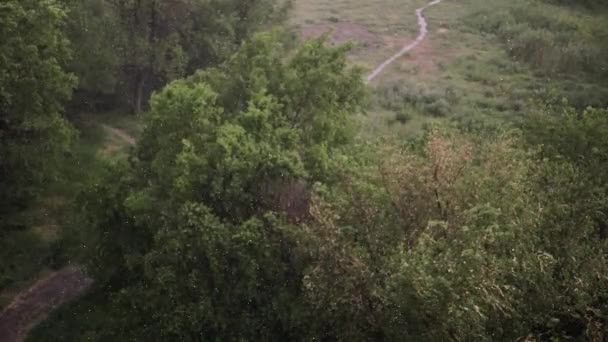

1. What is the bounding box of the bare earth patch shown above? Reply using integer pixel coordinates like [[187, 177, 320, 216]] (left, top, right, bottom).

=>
[[0, 266, 93, 342]]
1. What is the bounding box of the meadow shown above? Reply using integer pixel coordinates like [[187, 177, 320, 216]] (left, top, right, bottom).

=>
[[291, 0, 608, 138]]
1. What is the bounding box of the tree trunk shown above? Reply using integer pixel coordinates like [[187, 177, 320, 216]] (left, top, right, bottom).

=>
[[134, 72, 145, 114]]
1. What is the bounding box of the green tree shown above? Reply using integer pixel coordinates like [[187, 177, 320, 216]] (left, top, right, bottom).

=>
[[82, 33, 365, 339], [524, 103, 608, 239], [70, 0, 288, 113], [303, 126, 608, 340], [0, 0, 75, 223], [60, 0, 121, 111]]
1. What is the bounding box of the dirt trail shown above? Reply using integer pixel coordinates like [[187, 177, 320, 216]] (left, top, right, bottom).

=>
[[366, 0, 443, 83], [0, 124, 125, 342], [0, 266, 93, 342], [101, 124, 136, 146]]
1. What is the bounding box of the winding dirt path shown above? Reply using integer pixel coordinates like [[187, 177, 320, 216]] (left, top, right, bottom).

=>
[[101, 124, 136, 146], [0, 123, 132, 342], [366, 0, 443, 82], [0, 266, 93, 342]]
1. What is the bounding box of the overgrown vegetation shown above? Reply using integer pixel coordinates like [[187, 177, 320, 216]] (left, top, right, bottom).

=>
[[0, 0, 285, 317], [365, 0, 608, 141], [469, 2, 608, 79], [61, 0, 290, 113], [0, 0, 75, 222], [1, 0, 607, 340]]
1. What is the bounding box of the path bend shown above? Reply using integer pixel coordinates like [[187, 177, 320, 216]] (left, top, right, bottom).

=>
[[366, 0, 443, 83], [0, 266, 93, 342], [101, 124, 136, 146]]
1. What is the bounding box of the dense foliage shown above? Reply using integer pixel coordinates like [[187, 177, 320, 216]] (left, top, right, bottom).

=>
[[60, 0, 289, 113], [0, 0, 75, 223], [544, 0, 608, 8], [1, 0, 607, 340], [470, 1, 608, 80], [78, 34, 366, 340], [54, 35, 606, 340]]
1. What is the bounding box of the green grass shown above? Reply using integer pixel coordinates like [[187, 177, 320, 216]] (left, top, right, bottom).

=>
[[291, 0, 426, 34], [466, 1, 608, 78], [27, 290, 113, 342], [290, 0, 608, 139], [0, 124, 102, 308], [0, 231, 54, 309], [291, 0, 430, 71]]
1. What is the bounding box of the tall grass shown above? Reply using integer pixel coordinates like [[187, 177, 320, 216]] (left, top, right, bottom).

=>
[[374, 80, 458, 118], [468, 2, 608, 79]]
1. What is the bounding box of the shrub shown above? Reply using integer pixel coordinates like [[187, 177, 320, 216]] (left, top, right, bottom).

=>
[[306, 126, 608, 340], [394, 111, 412, 124], [424, 98, 450, 117], [468, 2, 608, 79]]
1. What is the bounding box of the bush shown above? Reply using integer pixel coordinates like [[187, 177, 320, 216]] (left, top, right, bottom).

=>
[[394, 111, 412, 124], [424, 98, 450, 117], [468, 3, 608, 79], [305, 125, 608, 340]]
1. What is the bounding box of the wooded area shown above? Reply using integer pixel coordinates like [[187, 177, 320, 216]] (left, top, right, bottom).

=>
[[1, 0, 607, 340]]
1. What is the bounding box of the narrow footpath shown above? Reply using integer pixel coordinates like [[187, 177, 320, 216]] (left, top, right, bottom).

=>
[[366, 0, 443, 82], [0, 267, 93, 342]]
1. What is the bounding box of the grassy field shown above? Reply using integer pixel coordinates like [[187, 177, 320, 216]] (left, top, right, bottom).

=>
[[292, 0, 428, 71], [291, 0, 608, 139]]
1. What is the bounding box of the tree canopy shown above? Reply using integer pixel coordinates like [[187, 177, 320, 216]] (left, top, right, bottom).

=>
[[60, 0, 290, 113], [81, 33, 366, 340], [2, 0, 608, 340], [0, 0, 75, 221], [74, 34, 608, 340]]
